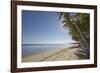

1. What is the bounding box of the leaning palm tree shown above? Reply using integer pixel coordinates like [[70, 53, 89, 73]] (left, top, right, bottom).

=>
[[61, 13, 81, 42], [58, 12, 90, 59]]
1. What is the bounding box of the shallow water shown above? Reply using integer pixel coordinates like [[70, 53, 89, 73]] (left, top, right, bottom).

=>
[[22, 44, 72, 56]]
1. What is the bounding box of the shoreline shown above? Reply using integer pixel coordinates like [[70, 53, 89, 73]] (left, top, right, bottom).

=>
[[22, 45, 81, 62]]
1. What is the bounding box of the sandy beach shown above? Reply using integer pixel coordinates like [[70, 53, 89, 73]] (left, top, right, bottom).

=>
[[22, 45, 81, 62]]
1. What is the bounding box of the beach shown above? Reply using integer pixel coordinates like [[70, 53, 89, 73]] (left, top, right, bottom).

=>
[[22, 45, 81, 62]]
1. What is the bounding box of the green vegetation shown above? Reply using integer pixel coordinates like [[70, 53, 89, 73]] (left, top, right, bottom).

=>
[[59, 12, 90, 59]]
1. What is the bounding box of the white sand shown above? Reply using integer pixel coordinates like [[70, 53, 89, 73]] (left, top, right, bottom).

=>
[[22, 47, 80, 62]]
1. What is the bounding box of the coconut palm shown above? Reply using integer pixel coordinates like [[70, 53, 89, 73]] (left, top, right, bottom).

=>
[[58, 12, 90, 59]]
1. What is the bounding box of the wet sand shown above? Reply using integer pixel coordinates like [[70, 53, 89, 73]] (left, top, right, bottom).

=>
[[22, 46, 80, 62]]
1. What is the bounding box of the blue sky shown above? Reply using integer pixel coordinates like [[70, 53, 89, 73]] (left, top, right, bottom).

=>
[[22, 10, 75, 44]]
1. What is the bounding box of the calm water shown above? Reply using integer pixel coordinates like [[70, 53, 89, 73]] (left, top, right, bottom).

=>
[[22, 44, 72, 56]]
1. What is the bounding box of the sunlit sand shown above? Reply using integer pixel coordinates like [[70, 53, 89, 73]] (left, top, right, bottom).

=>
[[22, 44, 82, 62]]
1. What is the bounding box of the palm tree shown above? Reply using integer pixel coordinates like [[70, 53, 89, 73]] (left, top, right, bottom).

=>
[[58, 12, 90, 59], [59, 13, 80, 41]]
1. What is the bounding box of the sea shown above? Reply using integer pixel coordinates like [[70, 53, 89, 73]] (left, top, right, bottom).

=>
[[22, 44, 72, 56]]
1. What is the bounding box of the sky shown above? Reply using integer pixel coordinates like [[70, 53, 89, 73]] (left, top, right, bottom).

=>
[[22, 10, 75, 44]]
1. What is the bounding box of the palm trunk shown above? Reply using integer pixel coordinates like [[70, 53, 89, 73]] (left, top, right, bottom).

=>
[[70, 16, 89, 49]]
